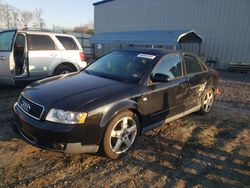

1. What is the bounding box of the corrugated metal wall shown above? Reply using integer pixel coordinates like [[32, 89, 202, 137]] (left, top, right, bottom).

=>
[[94, 0, 250, 68]]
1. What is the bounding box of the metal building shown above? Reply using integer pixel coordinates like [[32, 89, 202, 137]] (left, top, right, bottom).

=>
[[93, 0, 250, 69]]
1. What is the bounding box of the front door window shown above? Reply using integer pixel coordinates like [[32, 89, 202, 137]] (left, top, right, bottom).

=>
[[0, 30, 16, 51]]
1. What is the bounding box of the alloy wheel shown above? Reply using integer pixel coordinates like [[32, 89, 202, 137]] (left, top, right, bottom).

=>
[[109, 117, 137, 154], [203, 90, 214, 112]]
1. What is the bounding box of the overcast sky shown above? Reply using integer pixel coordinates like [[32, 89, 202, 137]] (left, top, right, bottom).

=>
[[2, 0, 97, 28]]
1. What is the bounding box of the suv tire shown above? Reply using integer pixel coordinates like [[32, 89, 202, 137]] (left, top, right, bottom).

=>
[[54, 65, 75, 75]]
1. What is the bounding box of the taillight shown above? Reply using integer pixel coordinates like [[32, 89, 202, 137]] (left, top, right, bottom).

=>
[[80, 51, 85, 61]]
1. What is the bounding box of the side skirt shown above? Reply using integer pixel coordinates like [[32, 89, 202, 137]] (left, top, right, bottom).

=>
[[141, 105, 201, 135]]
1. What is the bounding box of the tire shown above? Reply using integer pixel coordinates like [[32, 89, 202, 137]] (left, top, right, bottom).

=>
[[199, 88, 215, 115], [102, 110, 139, 159], [54, 65, 75, 75]]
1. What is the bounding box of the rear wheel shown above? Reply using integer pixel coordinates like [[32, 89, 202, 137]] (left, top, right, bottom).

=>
[[102, 111, 139, 159], [54, 65, 75, 75], [199, 88, 214, 114]]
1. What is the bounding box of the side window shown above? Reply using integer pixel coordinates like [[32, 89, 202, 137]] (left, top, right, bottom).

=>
[[152, 53, 182, 80], [27, 35, 55, 50], [198, 59, 208, 71], [56, 36, 79, 50], [184, 55, 203, 75], [0, 30, 16, 51]]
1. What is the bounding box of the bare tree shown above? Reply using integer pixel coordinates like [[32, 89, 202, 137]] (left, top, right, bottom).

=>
[[0, 4, 13, 28], [0, 2, 45, 30], [72, 21, 94, 34], [11, 7, 20, 28], [21, 11, 33, 29], [33, 9, 45, 29], [0, 4, 4, 27]]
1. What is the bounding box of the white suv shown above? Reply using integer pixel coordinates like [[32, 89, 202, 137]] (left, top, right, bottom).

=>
[[0, 29, 88, 85]]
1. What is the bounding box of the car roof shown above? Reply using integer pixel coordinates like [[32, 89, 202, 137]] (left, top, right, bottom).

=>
[[117, 48, 181, 57], [18, 30, 75, 37]]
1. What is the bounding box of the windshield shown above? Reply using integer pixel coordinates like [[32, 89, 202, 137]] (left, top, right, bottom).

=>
[[0, 30, 16, 51], [86, 51, 156, 82]]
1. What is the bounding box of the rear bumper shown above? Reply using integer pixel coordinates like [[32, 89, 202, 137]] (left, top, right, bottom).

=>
[[13, 103, 102, 153]]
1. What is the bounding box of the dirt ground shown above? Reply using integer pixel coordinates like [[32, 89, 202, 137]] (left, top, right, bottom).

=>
[[0, 71, 249, 188]]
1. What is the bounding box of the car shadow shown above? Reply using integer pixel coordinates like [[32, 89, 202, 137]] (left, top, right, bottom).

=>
[[0, 84, 23, 141], [36, 115, 248, 187]]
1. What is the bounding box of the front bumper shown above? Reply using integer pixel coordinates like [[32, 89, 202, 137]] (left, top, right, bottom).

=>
[[13, 103, 103, 153]]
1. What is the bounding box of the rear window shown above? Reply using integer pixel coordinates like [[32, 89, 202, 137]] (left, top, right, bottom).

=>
[[198, 58, 208, 71], [27, 34, 55, 50], [184, 54, 203, 75], [56, 36, 78, 50]]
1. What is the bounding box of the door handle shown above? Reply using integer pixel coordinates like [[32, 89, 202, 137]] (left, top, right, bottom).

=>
[[0, 56, 6, 61]]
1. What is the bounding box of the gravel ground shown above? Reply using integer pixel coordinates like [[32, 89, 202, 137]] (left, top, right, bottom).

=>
[[0, 71, 249, 188]]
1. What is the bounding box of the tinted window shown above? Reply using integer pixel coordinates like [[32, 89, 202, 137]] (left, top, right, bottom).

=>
[[0, 30, 16, 51], [86, 51, 155, 82], [56, 36, 78, 50], [28, 35, 55, 50], [184, 55, 203, 74], [152, 53, 182, 79]]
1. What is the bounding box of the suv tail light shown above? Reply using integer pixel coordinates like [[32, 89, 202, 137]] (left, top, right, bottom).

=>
[[80, 51, 86, 61]]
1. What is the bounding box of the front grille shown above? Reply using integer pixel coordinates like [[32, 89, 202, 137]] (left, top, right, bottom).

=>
[[18, 95, 44, 120]]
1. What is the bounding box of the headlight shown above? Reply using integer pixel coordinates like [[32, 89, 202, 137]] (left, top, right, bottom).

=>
[[46, 108, 87, 124]]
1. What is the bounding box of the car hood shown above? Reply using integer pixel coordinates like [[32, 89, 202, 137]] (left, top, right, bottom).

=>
[[22, 72, 132, 111]]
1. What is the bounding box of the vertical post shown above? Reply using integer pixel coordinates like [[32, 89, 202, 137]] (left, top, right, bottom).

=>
[[198, 43, 201, 56], [81, 32, 84, 48]]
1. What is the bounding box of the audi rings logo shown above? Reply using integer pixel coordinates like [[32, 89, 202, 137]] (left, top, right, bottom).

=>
[[20, 100, 31, 112]]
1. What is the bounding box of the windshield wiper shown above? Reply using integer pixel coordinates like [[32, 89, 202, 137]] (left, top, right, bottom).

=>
[[87, 71, 110, 79], [85, 70, 135, 82], [85, 70, 91, 74]]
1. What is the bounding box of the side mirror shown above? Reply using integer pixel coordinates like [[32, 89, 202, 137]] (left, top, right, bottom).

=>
[[151, 73, 170, 82]]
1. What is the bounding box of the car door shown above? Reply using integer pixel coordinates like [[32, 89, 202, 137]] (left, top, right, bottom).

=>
[[0, 29, 17, 85], [140, 53, 189, 125], [27, 34, 62, 78], [183, 53, 208, 110]]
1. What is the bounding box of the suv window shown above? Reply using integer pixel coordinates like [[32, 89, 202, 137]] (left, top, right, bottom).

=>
[[56, 36, 78, 50], [27, 35, 55, 50], [152, 53, 182, 79], [0, 30, 16, 51], [184, 54, 203, 74]]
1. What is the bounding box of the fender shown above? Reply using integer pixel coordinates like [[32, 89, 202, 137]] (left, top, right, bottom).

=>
[[49, 62, 78, 76], [99, 99, 139, 128]]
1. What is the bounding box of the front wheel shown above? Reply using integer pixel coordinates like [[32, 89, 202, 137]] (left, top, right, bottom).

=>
[[199, 88, 215, 114], [102, 111, 139, 159]]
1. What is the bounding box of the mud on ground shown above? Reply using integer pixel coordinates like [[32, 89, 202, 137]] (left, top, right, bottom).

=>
[[0, 71, 249, 188]]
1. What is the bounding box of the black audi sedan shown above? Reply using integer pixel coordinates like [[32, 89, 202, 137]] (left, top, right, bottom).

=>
[[13, 48, 219, 159]]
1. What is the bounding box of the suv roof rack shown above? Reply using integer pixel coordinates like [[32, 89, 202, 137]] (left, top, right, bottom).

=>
[[21, 27, 66, 33]]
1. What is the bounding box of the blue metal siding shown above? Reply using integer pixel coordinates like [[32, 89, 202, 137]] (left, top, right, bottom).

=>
[[94, 0, 250, 68]]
